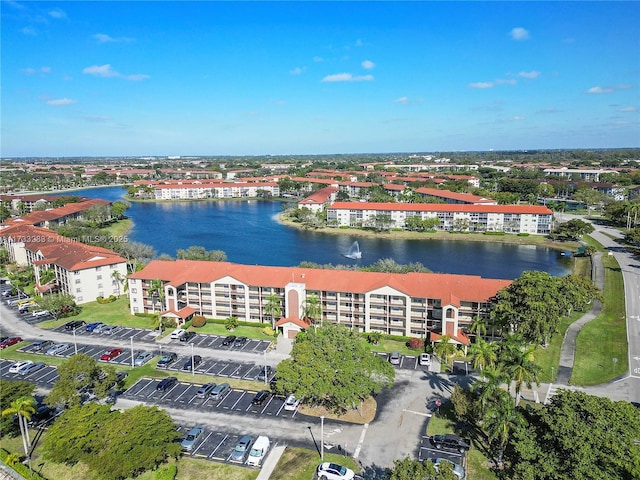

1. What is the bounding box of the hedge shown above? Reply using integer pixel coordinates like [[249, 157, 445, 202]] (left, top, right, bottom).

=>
[[0, 448, 47, 480]]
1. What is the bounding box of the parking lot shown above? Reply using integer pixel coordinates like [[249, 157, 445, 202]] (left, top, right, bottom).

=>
[[0, 358, 59, 387], [418, 435, 467, 469], [123, 377, 300, 419]]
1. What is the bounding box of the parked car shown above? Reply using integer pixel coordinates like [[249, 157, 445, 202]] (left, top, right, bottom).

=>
[[419, 353, 431, 366], [389, 351, 401, 365], [256, 365, 273, 382], [182, 355, 202, 371], [251, 390, 271, 406], [430, 434, 471, 453], [170, 328, 186, 340], [85, 321, 104, 332], [284, 394, 301, 411], [0, 337, 22, 349], [100, 348, 122, 361], [18, 361, 45, 376], [229, 435, 253, 463], [31, 310, 50, 318], [46, 343, 70, 355], [92, 323, 107, 333], [156, 376, 178, 392], [101, 325, 118, 335], [317, 462, 355, 480], [221, 335, 236, 346], [196, 382, 216, 398], [133, 351, 153, 366], [157, 352, 177, 368], [9, 360, 33, 374], [434, 458, 466, 479], [64, 320, 86, 331], [179, 331, 196, 342], [31, 340, 53, 352], [233, 336, 248, 347], [246, 435, 270, 467], [28, 405, 54, 426], [181, 425, 204, 452], [209, 383, 231, 401]]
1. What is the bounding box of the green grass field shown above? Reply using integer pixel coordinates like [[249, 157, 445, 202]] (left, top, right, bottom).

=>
[[269, 447, 359, 480]]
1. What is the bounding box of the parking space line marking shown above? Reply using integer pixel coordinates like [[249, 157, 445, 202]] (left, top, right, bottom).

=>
[[209, 434, 228, 458], [402, 409, 432, 417], [353, 423, 369, 459], [192, 431, 212, 455]]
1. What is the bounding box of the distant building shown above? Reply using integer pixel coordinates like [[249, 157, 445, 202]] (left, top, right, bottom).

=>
[[543, 167, 618, 182], [128, 259, 511, 344], [0, 199, 111, 229]]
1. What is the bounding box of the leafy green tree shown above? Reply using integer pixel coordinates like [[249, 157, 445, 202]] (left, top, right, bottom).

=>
[[504, 390, 640, 480], [471, 367, 511, 416], [176, 245, 227, 261], [387, 456, 442, 480], [303, 293, 322, 328], [46, 353, 116, 408], [42, 403, 181, 480], [504, 344, 540, 405], [469, 337, 498, 376], [433, 335, 456, 366], [484, 394, 525, 467], [37, 293, 80, 320], [148, 278, 165, 313], [274, 324, 394, 413], [550, 219, 594, 241], [225, 316, 239, 330], [1, 395, 36, 457], [264, 292, 282, 328]]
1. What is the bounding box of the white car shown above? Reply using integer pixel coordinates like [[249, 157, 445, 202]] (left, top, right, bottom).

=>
[[9, 360, 33, 374], [284, 394, 301, 411], [170, 328, 186, 340], [32, 310, 50, 318], [434, 458, 466, 479], [317, 462, 355, 480], [419, 353, 431, 366]]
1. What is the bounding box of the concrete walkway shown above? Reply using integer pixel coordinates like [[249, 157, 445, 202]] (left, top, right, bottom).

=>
[[255, 444, 287, 480], [555, 251, 604, 385]]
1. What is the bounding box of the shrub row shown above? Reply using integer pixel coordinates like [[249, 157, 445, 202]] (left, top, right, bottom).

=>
[[96, 295, 117, 304]]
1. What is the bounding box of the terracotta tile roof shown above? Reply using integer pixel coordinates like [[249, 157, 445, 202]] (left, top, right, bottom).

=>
[[1, 199, 110, 227], [430, 330, 470, 346], [415, 187, 496, 204], [275, 317, 312, 328], [130, 260, 510, 303], [0, 224, 126, 271], [328, 202, 552, 214], [299, 187, 339, 205]]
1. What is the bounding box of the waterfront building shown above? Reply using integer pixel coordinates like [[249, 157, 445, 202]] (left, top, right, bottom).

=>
[[0, 199, 111, 229], [326, 202, 553, 235], [0, 224, 128, 304], [128, 259, 511, 344]]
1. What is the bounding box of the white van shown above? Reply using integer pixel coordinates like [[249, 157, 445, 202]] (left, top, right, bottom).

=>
[[246, 435, 270, 467]]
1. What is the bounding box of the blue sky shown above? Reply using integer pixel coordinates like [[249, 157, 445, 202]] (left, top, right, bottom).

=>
[[2, 1, 639, 157]]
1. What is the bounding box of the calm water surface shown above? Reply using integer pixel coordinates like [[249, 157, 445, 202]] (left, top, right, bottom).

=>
[[66, 186, 571, 280]]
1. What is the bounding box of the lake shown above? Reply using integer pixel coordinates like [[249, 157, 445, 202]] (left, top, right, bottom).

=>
[[65, 186, 571, 280]]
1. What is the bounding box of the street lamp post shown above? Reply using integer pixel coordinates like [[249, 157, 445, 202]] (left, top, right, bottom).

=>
[[73, 329, 77, 355], [320, 416, 324, 461], [263, 351, 268, 386], [191, 343, 195, 376], [130, 337, 134, 367]]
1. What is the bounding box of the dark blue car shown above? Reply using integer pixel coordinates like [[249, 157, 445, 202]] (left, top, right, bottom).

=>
[[85, 322, 103, 332]]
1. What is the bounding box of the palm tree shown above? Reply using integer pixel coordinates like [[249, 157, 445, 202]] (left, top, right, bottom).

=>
[[471, 366, 510, 415], [148, 278, 165, 313], [469, 337, 498, 377], [483, 394, 524, 467], [264, 292, 282, 328], [303, 293, 322, 330], [469, 315, 488, 338], [433, 335, 456, 366], [505, 345, 541, 405], [2, 396, 37, 457], [112, 270, 124, 297]]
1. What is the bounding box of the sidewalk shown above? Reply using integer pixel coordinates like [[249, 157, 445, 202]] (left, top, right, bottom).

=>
[[255, 444, 286, 480]]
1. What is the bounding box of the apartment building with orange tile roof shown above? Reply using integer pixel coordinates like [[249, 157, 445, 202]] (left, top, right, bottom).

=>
[[128, 259, 511, 344], [326, 202, 553, 235], [0, 224, 128, 304], [415, 187, 497, 205], [0, 199, 111, 229], [148, 182, 280, 200]]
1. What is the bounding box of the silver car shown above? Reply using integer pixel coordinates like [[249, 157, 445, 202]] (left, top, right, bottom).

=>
[[46, 343, 70, 355], [133, 351, 153, 366], [229, 435, 253, 463], [180, 426, 204, 452]]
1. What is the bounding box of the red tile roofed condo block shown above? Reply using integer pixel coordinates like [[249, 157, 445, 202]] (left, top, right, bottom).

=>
[[128, 259, 511, 342], [326, 202, 553, 235]]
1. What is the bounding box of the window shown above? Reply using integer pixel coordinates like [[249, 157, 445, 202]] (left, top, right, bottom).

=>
[[77, 296, 83, 302], [97, 275, 102, 280], [75, 279, 81, 284], [76, 288, 82, 293]]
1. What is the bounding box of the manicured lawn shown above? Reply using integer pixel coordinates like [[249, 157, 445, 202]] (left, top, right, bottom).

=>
[[369, 338, 425, 356], [190, 323, 275, 342], [269, 447, 359, 480], [298, 396, 377, 424], [571, 253, 628, 385], [533, 311, 583, 383]]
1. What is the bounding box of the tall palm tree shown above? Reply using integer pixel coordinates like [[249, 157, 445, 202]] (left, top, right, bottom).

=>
[[483, 394, 524, 467], [469, 315, 488, 338], [148, 278, 165, 313], [506, 345, 541, 405], [2, 396, 37, 457], [303, 293, 322, 330], [471, 366, 510, 415], [111, 270, 124, 297], [433, 335, 456, 366], [469, 337, 498, 377], [264, 292, 282, 328]]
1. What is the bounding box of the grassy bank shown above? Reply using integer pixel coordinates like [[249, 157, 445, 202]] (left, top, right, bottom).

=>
[[269, 447, 359, 480], [571, 252, 628, 385]]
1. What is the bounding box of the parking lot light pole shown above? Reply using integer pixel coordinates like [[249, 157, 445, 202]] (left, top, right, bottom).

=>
[[130, 337, 134, 367], [263, 351, 268, 386], [73, 329, 77, 355], [191, 343, 195, 376], [320, 416, 324, 461]]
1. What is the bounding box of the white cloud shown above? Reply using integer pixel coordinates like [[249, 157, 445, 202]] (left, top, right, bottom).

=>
[[619, 106, 638, 112], [83, 64, 119, 77], [537, 108, 560, 114], [361, 60, 375, 70], [321, 73, 374, 82], [93, 33, 133, 44], [469, 82, 494, 89], [313, 56, 325, 62], [586, 86, 614, 94], [518, 71, 540, 79], [394, 96, 409, 104], [20, 66, 51, 76], [126, 74, 150, 81], [21, 26, 37, 36], [48, 8, 67, 19], [46, 98, 77, 106], [510, 27, 530, 40], [289, 66, 306, 75], [511, 116, 525, 121], [495, 78, 517, 85], [41, 66, 51, 73]]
